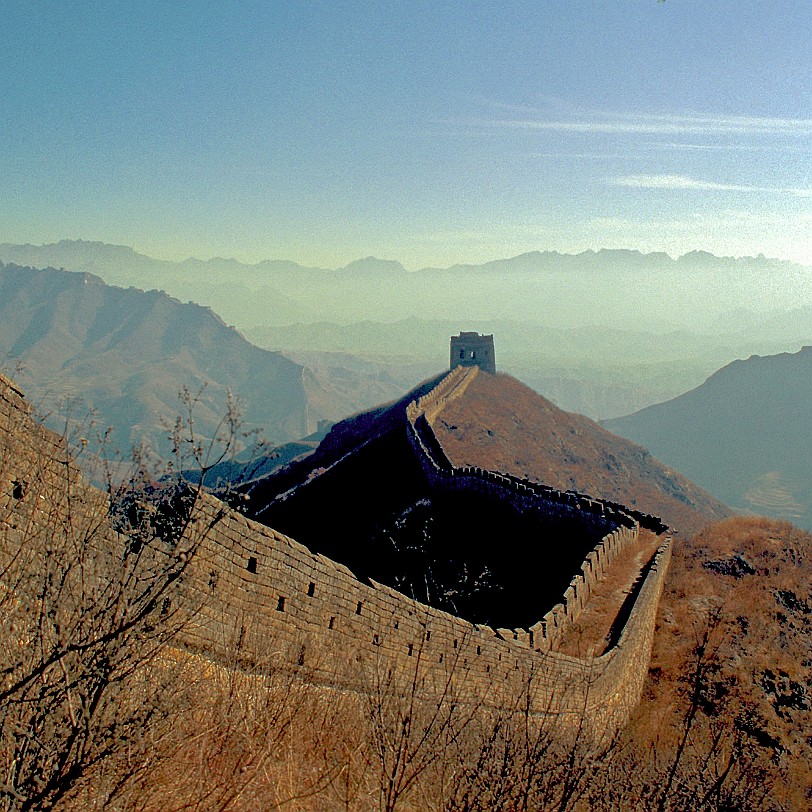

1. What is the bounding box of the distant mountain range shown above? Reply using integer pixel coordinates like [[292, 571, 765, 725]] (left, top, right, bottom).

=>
[[1, 240, 809, 335], [2, 240, 808, 423], [0, 251, 730, 534], [2, 243, 809, 539], [0, 262, 308, 457], [244, 318, 785, 420], [605, 347, 812, 531]]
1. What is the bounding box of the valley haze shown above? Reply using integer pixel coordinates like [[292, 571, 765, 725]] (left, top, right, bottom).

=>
[[2, 241, 811, 537], [2, 240, 809, 428]]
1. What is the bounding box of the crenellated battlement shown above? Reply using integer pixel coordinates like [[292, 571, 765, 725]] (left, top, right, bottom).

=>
[[450, 332, 496, 374], [0, 369, 672, 741]]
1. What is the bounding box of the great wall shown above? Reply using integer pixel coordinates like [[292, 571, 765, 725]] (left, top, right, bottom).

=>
[[0, 365, 672, 740]]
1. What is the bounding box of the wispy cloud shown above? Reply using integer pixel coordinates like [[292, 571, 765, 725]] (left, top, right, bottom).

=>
[[612, 174, 811, 196], [461, 109, 812, 138], [528, 143, 811, 160], [646, 141, 811, 154], [529, 151, 631, 160]]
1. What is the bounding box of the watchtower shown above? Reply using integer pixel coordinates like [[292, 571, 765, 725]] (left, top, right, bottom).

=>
[[450, 332, 496, 374]]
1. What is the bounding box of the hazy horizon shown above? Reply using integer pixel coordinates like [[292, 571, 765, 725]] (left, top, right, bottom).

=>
[[2, 237, 810, 273]]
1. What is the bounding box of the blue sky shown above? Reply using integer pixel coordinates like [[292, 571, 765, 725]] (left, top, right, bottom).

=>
[[2, 1, 809, 268]]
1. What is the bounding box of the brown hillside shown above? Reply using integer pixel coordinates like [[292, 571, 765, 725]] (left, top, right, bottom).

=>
[[624, 517, 812, 809], [433, 372, 729, 534], [5, 369, 803, 810]]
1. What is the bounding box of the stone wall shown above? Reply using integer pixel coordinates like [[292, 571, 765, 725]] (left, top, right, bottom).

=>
[[0, 371, 93, 523], [175, 492, 672, 738], [0, 370, 672, 740]]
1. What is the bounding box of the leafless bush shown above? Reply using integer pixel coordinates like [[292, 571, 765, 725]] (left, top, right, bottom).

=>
[[585, 610, 780, 812], [0, 376, 790, 811], [0, 382, 242, 811]]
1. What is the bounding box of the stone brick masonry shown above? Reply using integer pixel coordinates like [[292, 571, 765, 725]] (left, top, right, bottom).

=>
[[0, 370, 671, 741]]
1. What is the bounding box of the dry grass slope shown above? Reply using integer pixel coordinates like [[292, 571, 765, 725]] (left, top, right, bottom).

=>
[[433, 371, 730, 534], [625, 516, 812, 809]]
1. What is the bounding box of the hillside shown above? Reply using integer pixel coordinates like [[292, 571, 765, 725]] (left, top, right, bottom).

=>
[[3, 364, 807, 810], [0, 262, 308, 456], [293, 350, 437, 425], [431, 372, 729, 534], [620, 517, 812, 809], [605, 347, 812, 531]]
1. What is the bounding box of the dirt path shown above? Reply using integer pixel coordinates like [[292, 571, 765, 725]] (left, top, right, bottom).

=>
[[556, 528, 662, 658]]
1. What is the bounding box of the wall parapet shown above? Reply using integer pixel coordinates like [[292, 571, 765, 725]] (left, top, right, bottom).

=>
[[398, 366, 672, 732], [1, 368, 672, 743], [177, 492, 672, 739]]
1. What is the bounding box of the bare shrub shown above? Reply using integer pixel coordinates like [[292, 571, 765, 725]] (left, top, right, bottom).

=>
[[0, 381, 238, 811], [586, 610, 780, 812]]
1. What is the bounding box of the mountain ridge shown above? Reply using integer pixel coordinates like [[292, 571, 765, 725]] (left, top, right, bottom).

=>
[[0, 261, 309, 456], [2, 239, 807, 275], [605, 346, 812, 530]]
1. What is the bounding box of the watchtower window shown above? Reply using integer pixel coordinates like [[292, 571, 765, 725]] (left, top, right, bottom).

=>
[[459, 349, 465, 359], [471, 350, 476, 359], [247, 556, 257, 574]]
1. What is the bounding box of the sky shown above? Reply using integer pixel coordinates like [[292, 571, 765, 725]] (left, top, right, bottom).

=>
[[1, 1, 810, 269]]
